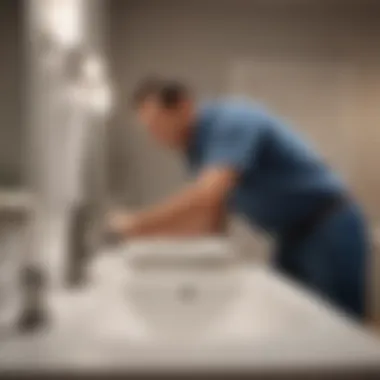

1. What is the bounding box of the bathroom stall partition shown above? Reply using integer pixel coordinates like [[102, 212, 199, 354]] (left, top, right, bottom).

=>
[[26, 0, 110, 287]]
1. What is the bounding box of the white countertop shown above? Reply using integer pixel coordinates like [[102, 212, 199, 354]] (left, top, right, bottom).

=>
[[0, 251, 379, 376]]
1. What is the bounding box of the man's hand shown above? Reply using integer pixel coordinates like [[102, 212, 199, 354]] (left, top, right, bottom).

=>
[[107, 212, 131, 235], [104, 211, 135, 244], [106, 167, 238, 239]]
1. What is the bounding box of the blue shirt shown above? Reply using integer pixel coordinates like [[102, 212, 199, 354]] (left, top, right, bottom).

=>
[[186, 99, 345, 234]]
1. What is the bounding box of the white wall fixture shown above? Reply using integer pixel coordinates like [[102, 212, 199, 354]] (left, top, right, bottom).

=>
[[26, 1, 109, 284], [38, 0, 84, 49], [78, 54, 114, 116], [32, 0, 85, 76], [59, 51, 112, 208]]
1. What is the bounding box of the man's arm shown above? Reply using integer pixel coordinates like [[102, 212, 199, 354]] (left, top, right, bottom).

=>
[[110, 107, 263, 238], [111, 167, 237, 238]]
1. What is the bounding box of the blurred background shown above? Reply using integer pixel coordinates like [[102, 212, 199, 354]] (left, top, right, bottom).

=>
[[0, 0, 380, 375]]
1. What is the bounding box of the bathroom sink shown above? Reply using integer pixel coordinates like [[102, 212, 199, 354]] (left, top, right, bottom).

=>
[[1, 247, 380, 376], [123, 238, 243, 341]]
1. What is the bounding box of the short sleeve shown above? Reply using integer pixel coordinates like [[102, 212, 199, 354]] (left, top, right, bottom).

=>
[[203, 111, 263, 173]]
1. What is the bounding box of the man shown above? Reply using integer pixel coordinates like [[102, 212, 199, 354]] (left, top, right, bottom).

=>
[[109, 77, 368, 320]]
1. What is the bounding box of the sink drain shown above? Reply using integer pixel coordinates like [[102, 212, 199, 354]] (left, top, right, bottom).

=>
[[177, 283, 198, 304]]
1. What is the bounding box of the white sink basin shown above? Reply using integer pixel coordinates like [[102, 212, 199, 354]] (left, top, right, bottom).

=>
[[123, 238, 243, 341]]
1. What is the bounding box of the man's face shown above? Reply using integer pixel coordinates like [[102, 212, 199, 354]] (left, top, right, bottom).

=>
[[137, 97, 193, 148]]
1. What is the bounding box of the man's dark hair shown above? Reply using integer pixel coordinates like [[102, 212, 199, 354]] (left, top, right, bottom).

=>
[[131, 76, 190, 108]]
